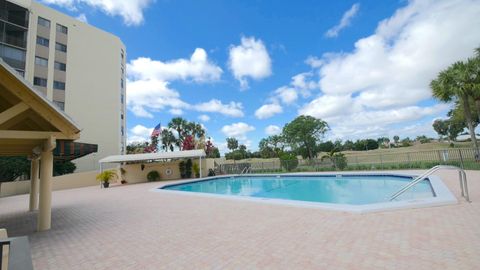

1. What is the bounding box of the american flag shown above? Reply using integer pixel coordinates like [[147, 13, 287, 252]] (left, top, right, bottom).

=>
[[151, 123, 161, 137]]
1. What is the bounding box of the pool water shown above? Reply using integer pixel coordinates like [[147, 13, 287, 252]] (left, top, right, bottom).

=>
[[162, 175, 434, 205]]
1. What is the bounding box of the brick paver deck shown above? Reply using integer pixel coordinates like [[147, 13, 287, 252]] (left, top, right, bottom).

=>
[[1, 170, 479, 269]]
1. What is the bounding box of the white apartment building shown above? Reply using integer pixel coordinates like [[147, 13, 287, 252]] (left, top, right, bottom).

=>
[[0, 0, 126, 171]]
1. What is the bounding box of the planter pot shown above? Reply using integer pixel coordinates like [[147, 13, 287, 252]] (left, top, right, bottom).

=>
[[103, 182, 110, 188]]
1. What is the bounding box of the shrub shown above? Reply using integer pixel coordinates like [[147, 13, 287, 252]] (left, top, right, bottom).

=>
[[280, 152, 299, 172], [192, 163, 200, 178], [185, 159, 193, 178], [179, 161, 187, 178], [333, 153, 348, 170], [147, 170, 160, 182], [208, 168, 216, 176]]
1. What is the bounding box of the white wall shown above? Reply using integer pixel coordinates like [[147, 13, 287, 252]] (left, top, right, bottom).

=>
[[23, 1, 126, 172]]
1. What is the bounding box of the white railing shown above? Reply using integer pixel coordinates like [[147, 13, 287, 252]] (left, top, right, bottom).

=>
[[389, 165, 470, 202]]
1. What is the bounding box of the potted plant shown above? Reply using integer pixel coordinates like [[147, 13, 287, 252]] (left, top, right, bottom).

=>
[[147, 170, 160, 182], [96, 170, 118, 188]]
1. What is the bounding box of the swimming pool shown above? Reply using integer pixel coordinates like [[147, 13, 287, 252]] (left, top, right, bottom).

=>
[[159, 173, 457, 213]]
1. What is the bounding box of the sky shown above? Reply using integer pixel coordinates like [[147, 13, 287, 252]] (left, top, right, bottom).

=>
[[41, 0, 480, 153]]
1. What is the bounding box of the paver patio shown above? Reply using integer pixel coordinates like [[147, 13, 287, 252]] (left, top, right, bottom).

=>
[[0, 170, 479, 269]]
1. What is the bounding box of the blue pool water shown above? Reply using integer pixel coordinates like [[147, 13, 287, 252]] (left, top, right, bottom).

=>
[[162, 175, 434, 205]]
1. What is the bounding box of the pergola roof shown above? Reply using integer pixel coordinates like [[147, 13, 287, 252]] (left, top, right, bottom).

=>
[[0, 59, 81, 156], [99, 150, 206, 164]]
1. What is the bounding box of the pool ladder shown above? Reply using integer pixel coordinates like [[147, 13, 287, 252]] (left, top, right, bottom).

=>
[[389, 165, 470, 202]]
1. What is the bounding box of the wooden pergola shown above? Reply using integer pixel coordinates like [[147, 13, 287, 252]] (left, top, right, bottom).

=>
[[0, 60, 81, 231]]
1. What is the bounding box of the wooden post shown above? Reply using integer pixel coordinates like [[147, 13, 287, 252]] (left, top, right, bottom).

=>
[[38, 137, 55, 231], [29, 158, 39, 211]]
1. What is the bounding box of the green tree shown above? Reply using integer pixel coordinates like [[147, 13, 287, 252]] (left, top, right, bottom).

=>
[[258, 135, 286, 158], [321, 149, 347, 170], [318, 141, 335, 152], [279, 152, 299, 172], [0, 157, 30, 182], [226, 137, 239, 151], [431, 59, 479, 153], [160, 129, 176, 152], [393, 135, 400, 145], [433, 119, 449, 140], [343, 140, 354, 150], [446, 119, 465, 142], [282, 115, 329, 159], [168, 117, 188, 149]]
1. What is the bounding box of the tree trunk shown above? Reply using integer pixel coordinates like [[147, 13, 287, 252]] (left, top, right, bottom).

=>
[[462, 95, 479, 156]]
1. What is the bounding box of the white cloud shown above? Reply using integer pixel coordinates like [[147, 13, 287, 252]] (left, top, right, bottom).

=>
[[126, 50, 244, 118], [274, 87, 298, 105], [127, 124, 153, 143], [75, 13, 88, 23], [128, 48, 222, 83], [194, 99, 244, 117], [254, 103, 283, 119], [291, 73, 319, 94], [169, 108, 183, 115], [198, 114, 210, 122], [228, 36, 272, 89], [126, 79, 188, 118], [41, 0, 153, 26], [299, 95, 356, 119], [221, 122, 255, 140], [305, 56, 324, 68], [265, 125, 282, 136], [300, 0, 480, 139], [317, 0, 480, 102], [325, 3, 360, 38]]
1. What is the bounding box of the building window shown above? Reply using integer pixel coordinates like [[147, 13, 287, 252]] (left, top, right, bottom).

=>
[[38, 17, 50, 28], [0, 43, 26, 70], [55, 42, 67, 53], [121, 114, 124, 120], [121, 126, 124, 136], [33, 77, 47, 87], [121, 94, 124, 104], [35, 56, 48, 67], [56, 23, 68, 34], [53, 81, 65, 90], [120, 78, 124, 88], [2, 22, 28, 48], [53, 101, 65, 110], [1, 1, 29, 28], [54, 61, 66, 71], [36, 36, 49, 47]]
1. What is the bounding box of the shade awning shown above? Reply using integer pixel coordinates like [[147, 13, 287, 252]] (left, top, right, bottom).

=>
[[99, 149, 206, 164], [53, 140, 98, 161]]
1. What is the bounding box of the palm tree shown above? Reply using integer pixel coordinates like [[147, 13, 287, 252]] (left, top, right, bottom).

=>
[[160, 129, 175, 152], [467, 54, 480, 121], [431, 61, 479, 153], [168, 117, 188, 150], [321, 149, 346, 170]]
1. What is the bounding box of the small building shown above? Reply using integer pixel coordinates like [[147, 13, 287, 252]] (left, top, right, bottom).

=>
[[99, 150, 213, 183]]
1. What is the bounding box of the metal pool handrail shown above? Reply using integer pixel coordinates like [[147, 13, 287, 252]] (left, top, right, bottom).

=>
[[389, 165, 470, 202]]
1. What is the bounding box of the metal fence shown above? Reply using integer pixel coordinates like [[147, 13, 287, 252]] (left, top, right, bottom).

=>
[[215, 148, 480, 174]]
